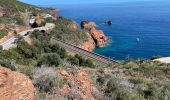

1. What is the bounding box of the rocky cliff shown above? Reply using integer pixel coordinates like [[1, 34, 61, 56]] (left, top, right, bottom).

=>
[[81, 20, 108, 48], [80, 32, 96, 51], [0, 66, 35, 100]]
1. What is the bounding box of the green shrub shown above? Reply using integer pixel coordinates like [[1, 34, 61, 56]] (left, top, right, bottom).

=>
[[67, 54, 95, 68], [96, 75, 106, 85], [35, 75, 58, 93], [68, 56, 79, 65], [0, 29, 8, 38], [38, 53, 62, 67], [17, 40, 39, 59], [106, 78, 131, 100], [33, 67, 67, 93], [0, 60, 16, 71], [85, 59, 95, 68], [14, 16, 24, 25], [18, 66, 35, 78], [0, 46, 3, 51], [45, 17, 55, 23]]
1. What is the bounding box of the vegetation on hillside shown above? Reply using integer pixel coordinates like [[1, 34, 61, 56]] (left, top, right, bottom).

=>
[[0, 0, 51, 38], [0, 0, 170, 100], [86, 59, 170, 100], [51, 16, 88, 45]]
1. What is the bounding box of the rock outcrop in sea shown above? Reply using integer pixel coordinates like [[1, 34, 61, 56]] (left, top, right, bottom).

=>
[[81, 20, 108, 48]]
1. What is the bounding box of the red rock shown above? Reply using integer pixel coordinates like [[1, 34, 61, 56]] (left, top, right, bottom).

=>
[[80, 21, 108, 49], [0, 66, 35, 100], [81, 21, 96, 29], [80, 32, 95, 51], [90, 27, 108, 47]]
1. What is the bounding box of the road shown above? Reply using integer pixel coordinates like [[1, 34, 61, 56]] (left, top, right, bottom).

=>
[[52, 39, 119, 66], [1, 23, 55, 50]]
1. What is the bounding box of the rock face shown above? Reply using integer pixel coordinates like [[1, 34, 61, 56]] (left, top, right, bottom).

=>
[[80, 32, 95, 51], [90, 27, 108, 47], [58, 68, 104, 100], [81, 20, 108, 48], [0, 66, 35, 100]]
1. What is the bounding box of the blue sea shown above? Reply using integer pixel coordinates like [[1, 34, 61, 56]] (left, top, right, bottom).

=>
[[56, 1, 170, 60]]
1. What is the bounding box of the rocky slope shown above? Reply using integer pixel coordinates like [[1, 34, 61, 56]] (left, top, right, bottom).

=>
[[56, 68, 106, 100], [81, 20, 108, 48], [0, 66, 35, 100]]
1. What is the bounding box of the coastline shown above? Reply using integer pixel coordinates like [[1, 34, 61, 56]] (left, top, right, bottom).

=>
[[154, 57, 170, 64], [58, 2, 170, 60]]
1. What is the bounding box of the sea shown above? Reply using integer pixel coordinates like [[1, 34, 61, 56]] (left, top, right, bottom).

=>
[[52, 1, 170, 60]]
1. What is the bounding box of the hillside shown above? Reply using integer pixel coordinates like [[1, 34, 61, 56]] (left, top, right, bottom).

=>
[[0, 0, 170, 100], [0, 0, 41, 38]]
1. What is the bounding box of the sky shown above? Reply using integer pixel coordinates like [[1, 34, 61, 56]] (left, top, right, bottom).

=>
[[19, 0, 160, 5]]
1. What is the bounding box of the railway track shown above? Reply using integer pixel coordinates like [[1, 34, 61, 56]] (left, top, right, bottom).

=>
[[52, 39, 119, 66]]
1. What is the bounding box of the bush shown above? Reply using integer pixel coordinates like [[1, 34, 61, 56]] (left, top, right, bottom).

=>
[[67, 54, 95, 68], [68, 57, 79, 65], [0, 29, 8, 38], [18, 66, 35, 78], [85, 59, 95, 68], [0, 46, 3, 51], [15, 16, 24, 25], [17, 40, 39, 59], [38, 53, 62, 67], [33, 67, 67, 93], [96, 75, 106, 85], [35, 75, 58, 93], [106, 78, 140, 100], [45, 17, 55, 23], [0, 60, 16, 71]]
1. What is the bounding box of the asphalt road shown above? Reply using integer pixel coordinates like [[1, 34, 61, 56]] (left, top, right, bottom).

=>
[[1, 23, 55, 50]]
